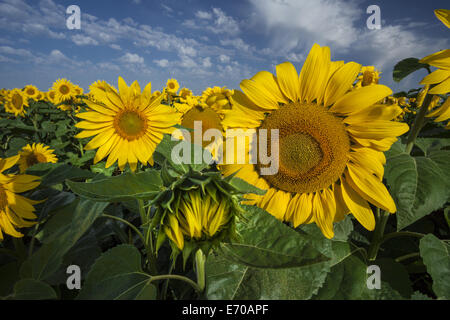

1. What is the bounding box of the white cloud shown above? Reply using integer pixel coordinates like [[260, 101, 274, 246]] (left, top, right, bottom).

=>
[[72, 34, 99, 46], [154, 59, 169, 67], [202, 57, 212, 68], [184, 7, 240, 35], [120, 53, 144, 64], [220, 38, 250, 52], [195, 10, 212, 20], [249, 0, 360, 50], [219, 54, 230, 63], [110, 44, 122, 50]]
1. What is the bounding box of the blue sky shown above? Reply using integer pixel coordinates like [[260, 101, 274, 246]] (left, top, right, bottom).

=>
[[0, 0, 449, 95]]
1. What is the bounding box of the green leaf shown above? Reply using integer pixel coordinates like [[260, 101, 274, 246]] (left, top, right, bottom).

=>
[[393, 58, 429, 82], [20, 199, 108, 281], [331, 216, 354, 241], [419, 234, 450, 299], [153, 134, 209, 173], [228, 177, 266, 195], [77, 245, 156, 300], [414, 138, 450, 156], [13, 279, 57, 300], [375, 258, 413, 298], [26, 163, 95, 187], [220, 205, 328, 268], [205, 206, 338, 300], [385, 142, 449, 230], [411, 291, 433, 300], [205, 253, 330, 300], [0, 261, 20, 296], [67, 170, 163, 202], [314, 255, 403, 300]]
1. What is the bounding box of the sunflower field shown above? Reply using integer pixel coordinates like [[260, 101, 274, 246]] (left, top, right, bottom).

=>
[[0, 9, 449, 302]]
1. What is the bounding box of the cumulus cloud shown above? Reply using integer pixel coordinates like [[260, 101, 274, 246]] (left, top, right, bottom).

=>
[[195, 10, 212, 20], [120, 53, 144, 64], [154, 59, 169, 67], [72, 34, 99, 46], [184, 7, 240, 35], [219, 54, 230, 63]]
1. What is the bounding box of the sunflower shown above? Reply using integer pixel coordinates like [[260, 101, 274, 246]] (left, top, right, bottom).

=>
[[52, 78, 75, 103], [0, 155, 41, 240], [166, 79, 180, 95], [23, 85, 39, 100], [175, 86, 234, 160], [75, 77, 181, 171], [18, 143, 58, 173], [179, 87, 193, 100], [355, 66, 381, 88], [5, 89, 29, 117], [46, 90, 56, 103], [219, 43, 409, 238], [164, 189, 233, 250]]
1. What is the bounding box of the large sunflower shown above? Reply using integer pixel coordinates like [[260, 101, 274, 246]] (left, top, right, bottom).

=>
[[0, 155, 41, 240], [220, 44, 409, 238], [18, 143, 58, 173], [75, 77, 181, 171]]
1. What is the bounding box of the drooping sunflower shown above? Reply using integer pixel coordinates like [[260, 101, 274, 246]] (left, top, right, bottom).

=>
[[166, 79, 180, 95], [220, 43, 409, 238], [0, 155, 41, 240], [5, 89, 29, 117], [23, 85, 40, 100], [164, 188, 233, 250], [354, 66, 381, 88], [52, 78, 75, 103], [75, 77, 181, 171], [18, 143, 58, 173]]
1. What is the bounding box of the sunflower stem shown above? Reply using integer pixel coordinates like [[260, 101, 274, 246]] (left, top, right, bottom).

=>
[[195, 249, 206, 292], [405, 90, 435, 155], [367, 209, 390, 261], [381, 231, 425, 244], [138, 199, 158, 275], [395, 252, 421, 263], [149, 274, 202, 293], [101, 214, 146, 245]]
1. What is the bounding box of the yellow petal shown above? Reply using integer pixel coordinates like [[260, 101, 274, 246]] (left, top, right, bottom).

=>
[[429, 77, 450, 95], [435, 9, 450, 28], [340, 177, 375, 231], [240, 79, 280, 110], [312, 190, 334, 239], [333, 184, 349, 222], [420, 69, 450, 85], [344, 104, 403, 123], [345, 163, 396, 213], [118, 76, 130, 105], [251, 70, 288, 104], [298, 44, 325, 103], [347, 120, 409, 139], [324, 62, 361, 107], [84, 128, 115, 150], [264, 189, 290, 221], [330, 85, 392, 114], [276, 61, 300, 102], [76, 111, 114, 122], [0, 155, 20, 173], [420, 49, 450, 70]]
